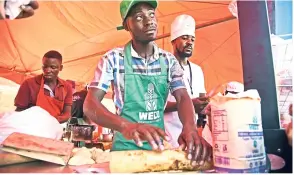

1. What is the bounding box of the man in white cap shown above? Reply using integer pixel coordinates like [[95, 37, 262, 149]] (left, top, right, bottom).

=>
[[164, 14, 210, 148]]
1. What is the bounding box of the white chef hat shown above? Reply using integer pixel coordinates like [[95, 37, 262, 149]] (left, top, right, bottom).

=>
[[226, 81, 244, 93], [171, 14, 196, 42]]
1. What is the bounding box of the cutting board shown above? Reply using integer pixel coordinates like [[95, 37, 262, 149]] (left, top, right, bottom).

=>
[[1, 132, 74, 165]]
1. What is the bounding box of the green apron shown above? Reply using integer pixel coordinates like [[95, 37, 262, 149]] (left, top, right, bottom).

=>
[[111, 42, 169, 151]]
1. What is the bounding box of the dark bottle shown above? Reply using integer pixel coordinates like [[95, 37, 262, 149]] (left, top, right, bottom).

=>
[[197, 113, 207, 128]]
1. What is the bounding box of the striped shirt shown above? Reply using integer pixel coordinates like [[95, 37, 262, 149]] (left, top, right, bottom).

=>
[[89, 43, 186, 115]]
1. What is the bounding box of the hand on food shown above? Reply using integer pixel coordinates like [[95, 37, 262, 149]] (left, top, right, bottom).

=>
[[121, 122, 169, 151], [178, 126, 212, 167], [192, 97, 209, 113]]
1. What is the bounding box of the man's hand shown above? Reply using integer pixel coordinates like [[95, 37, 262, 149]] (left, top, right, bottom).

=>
[[203, 104, 211, 116], [178, 126, 212, 166], [121, 122, 169, 151], [192, 97, 209, 113], [16, 5, 34, 19]]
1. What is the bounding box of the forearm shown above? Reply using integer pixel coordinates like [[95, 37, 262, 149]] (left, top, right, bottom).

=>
[[164, 101, 178, 113], [83, 96, 129, 133], [15, 106, 27, 112], [57, 112, 70, 123]]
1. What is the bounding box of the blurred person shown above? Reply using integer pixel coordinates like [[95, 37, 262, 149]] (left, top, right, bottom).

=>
[[71, 85, 89, 124], [0, 0, 39, 20]]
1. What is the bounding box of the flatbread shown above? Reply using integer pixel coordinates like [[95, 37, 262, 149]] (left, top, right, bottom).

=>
[[1, 132, 74, 165], [1, 132, 73, 156]]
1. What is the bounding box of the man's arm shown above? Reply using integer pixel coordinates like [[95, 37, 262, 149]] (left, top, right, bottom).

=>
[[57, 105, 71, 123], [164, 93, 177, 113], [14, 81, 31, 111], [173, 89, 196, 128], [84, 88, 168, 150], [83, 88, 129, 132], [56, 82, 73, 123]]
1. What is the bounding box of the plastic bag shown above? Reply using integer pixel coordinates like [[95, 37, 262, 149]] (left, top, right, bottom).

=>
[[210, 90, 267, 173], [0, 106, 63, 145]]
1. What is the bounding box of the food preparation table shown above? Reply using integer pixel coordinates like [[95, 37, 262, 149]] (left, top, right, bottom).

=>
[[0, 161, 216, 173]]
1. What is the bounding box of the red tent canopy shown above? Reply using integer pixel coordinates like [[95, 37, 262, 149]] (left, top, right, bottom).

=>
[[0, 1, 243, 93]]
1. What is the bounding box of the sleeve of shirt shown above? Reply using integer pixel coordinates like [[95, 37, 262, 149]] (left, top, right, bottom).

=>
[[64, 83, 73, 106], [198, 67, 207, 94], [14, 80, 30, 108], [89, 51, 116, 92], [168, 54, 186, 93]]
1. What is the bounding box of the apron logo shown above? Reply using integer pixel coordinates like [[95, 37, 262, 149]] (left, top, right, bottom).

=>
[[139, 83, 160, 122], [145, 84, 157, 111]]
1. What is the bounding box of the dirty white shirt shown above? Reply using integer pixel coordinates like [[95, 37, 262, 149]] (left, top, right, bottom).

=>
[[164, 62, 209, 147]]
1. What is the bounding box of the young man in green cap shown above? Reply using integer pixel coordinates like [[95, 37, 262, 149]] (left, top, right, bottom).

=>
[[84, 0, 211, 166]]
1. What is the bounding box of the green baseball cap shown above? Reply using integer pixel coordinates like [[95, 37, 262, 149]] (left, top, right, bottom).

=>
[[117, 0, 158, 30]]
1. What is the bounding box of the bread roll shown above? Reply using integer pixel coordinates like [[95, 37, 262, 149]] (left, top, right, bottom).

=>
[[109, 150, 213, 173]]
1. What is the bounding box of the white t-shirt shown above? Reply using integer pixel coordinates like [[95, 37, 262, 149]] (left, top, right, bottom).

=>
[[164, 62, 206, 148]]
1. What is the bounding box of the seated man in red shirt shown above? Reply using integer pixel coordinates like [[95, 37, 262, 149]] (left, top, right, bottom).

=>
[[14, 50, 72, 123]]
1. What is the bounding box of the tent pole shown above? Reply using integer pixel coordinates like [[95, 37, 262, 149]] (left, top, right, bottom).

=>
[[238, 0, 279, 129]]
